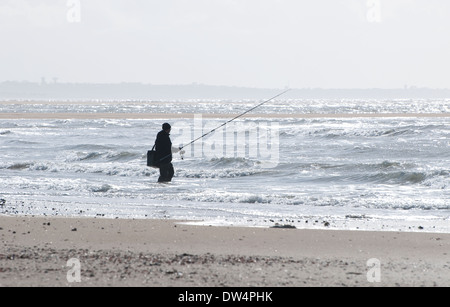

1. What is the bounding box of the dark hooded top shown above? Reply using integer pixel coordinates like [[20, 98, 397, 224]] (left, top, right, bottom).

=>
[[155, 130, 172, 165]]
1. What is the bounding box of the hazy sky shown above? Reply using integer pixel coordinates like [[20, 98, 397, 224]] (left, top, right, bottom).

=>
[[1, 0, 449, 88]]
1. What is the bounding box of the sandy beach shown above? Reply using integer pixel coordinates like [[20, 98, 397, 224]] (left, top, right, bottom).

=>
[[0, 216, 449, 287]]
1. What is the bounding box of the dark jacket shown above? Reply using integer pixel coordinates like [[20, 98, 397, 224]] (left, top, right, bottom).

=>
[[155, 130, 172, 165]]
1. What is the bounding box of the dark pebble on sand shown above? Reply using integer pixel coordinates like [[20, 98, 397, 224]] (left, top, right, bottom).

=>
[[271, 224, 296, 229]]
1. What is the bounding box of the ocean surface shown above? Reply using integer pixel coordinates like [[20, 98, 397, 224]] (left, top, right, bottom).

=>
[[1, 99, 449, 232]]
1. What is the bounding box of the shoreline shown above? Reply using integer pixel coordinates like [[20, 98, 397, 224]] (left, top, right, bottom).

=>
[[1, 215, 449, 287], [0, 112, 449, 120]]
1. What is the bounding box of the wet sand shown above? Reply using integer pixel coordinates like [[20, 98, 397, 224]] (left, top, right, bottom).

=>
[[1, 99, 448, 119], [1, 216, 449, 287], [0, 112, 449, 120]]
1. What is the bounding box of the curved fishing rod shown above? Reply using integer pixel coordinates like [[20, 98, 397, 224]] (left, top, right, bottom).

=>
[[179, 88, 291, 152]]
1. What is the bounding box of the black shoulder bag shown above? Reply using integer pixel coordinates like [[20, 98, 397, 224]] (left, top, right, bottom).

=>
[[147, 144, 159, 168]]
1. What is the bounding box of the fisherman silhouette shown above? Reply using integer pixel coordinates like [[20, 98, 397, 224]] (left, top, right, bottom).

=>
[[154, 123, 184, 183]]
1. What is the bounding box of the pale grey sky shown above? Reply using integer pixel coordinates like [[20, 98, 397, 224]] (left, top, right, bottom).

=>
[[1, 0, 449, 88]]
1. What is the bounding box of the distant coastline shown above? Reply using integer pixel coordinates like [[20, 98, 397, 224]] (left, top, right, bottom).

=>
[[1, 81, 450, 100]]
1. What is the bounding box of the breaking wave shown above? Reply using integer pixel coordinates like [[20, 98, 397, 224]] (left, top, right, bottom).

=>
[[282, 123, 448, 139], [5, 162, 31, 170], [65, 151, 141, 163], [1, 157, 447, 189]]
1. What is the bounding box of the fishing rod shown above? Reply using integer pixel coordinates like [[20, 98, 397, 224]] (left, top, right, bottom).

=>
[[179, 88, 291, 152], [149, 89, 291, 166]]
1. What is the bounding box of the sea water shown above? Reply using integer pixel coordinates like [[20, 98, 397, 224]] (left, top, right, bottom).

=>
[[0, 99, 449, 232]]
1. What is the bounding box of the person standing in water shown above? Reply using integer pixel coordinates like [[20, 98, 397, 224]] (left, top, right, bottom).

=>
[[155, 123, 184, 183]]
